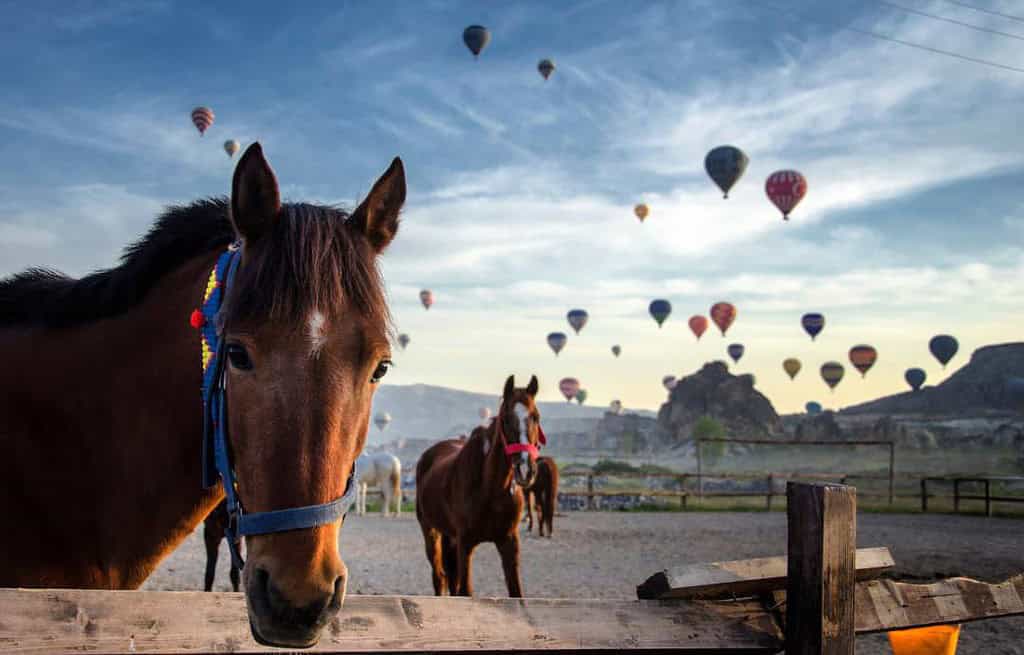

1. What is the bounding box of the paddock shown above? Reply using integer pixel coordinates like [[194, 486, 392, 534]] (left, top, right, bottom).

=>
[[141, 498, 1024, 653]]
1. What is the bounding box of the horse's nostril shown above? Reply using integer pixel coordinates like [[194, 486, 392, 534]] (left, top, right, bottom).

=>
[[328, 574, 346, 613], [249, 568, 273, 620]]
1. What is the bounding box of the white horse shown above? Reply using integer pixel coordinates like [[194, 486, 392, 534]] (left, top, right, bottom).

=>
[[355, 452, 402, 517]]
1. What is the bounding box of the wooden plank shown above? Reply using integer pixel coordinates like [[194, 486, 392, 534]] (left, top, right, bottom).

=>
[[636, 547, 893, 600], [855, 574, 1024, 633], [785, 482, 856, 655], [0, 588, 783, 654]]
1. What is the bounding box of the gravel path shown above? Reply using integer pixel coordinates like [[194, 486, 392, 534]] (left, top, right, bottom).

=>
[[145, 511, 1024, 653]]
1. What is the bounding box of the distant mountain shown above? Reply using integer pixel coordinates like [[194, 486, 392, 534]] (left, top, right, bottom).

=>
[[368, 383, 654, 446], [840, 342, 1024, 417]]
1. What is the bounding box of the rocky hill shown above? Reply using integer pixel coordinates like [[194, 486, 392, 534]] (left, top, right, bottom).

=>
[[841, 343, 1024, 417], [657, 361, 781, 444]]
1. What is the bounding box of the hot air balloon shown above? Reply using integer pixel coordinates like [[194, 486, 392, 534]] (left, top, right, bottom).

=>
[[801, 313, 825, 340], [419, 289, 434, 310], [373, 411, 392, 432], [634, 204, 649, 222], [478, 406, 492, 423], [191, 106, 214, 136], [559, 377, 580, 402], [710, 302, 736, 336], [223, 140, 240, 157], [805, 401, 823, 415], [765, 170, 807, 220], [905, 368, 926, 392], [704, 145, 749, 198], [783, 358, 802, 380], [688, 315, 708, 340], [929, 335, 959, 368], [575, 389, 588, 405], [398, 333, 410, 350], [611, 344, 621, 358], [820, 362, 845, 391], [662, 375, 677, 391], [649, 299, 671, 327], [609, 399, 624, 415], [567, 309, 589, 334], [849, 345, 878, 378], [547, 332, 568, 356], [463, 25, 490, 58], [537, 58, 555, 80], [727, 343, 745, 364]]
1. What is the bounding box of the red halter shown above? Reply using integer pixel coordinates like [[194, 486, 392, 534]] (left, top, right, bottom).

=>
[[493, 410, 546, 461]]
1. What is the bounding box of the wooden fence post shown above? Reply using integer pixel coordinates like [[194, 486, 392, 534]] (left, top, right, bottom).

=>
[[586, 474, 594, 510], [696, 440, 703, 506], [766, 474, 774, 511], [786, 482, 856, 655], [985, 479, 992, 517], [888, 443, 895, 507], [920, 478, 928, 513]]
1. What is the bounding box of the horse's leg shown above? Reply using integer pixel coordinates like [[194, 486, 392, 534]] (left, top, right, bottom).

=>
[[455, 538, 476, 597], [535, 490, 545, 537], [422, 530, 446, 596], [229, 561, 241, 592], [441, 537, 458, 596], [380, 484, 390, 518], [543, 490, 554, 538], [528, 491, 536, 532], [393, 472, 402, 517], [495, 535, 523, 598], [202, 518, 222, 592]]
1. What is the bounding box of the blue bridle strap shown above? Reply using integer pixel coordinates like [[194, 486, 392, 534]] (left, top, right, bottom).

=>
[[199, 244, 356, 571]]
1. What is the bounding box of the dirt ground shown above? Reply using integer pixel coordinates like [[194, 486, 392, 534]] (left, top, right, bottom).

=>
[[145, 511, 1024, 654]]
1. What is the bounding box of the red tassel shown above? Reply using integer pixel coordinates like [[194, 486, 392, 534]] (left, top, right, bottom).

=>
[[190, 309, 205, 329]]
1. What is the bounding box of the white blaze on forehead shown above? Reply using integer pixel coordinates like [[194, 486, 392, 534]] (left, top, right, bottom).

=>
[[307, 310, 327, 357], [514, 403, 531, 476]]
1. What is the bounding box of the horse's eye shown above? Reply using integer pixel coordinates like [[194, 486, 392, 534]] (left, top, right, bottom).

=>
[[371, 360, 392, 384], [226, 344, 253, 371]]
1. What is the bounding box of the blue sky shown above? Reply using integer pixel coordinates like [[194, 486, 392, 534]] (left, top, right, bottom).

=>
[[2, 0, 1023, 413]]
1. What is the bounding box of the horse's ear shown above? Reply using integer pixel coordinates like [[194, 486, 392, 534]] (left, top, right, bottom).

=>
[[230, 142, 281, 243], [503, 375, 515, 401], [526, 375, 539, 397], [349, 157, 405, 253]]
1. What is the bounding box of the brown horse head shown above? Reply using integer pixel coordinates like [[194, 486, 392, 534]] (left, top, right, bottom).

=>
[[496, 375, 542, 489], [222, 144, 404, 647]]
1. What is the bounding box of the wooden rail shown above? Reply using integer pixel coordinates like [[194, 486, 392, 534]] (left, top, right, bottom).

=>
[[920, 476, 1024, 516]]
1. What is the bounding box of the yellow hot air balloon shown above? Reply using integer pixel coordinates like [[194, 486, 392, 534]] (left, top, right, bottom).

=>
[[783, 358, 801, 380], [634, 204, 649, 222]]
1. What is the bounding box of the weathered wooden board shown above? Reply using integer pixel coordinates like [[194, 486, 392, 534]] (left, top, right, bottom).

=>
[[856, 574, 1024, 633], [636, 547, 893, 600], [0, 588, 783, 654]]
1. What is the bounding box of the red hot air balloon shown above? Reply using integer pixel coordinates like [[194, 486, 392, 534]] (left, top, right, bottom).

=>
[[765, 170, 807, 220], [419, 289, 434, 310], [191, 106, 214, 136], [709, 302, 736, 336], [848, 345, 878, 378], [688, 315, 708, 340], [559, 377, 580, 402]]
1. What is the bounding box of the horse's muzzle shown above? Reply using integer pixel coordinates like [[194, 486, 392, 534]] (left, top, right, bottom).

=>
[[246, 567, 345, 648]]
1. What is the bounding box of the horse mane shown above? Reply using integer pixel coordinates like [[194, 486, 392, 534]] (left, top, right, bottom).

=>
[[0, 198, 389, 329]]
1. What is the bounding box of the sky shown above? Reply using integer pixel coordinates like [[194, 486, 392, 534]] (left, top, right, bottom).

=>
[[1, 0, 1023, 414]]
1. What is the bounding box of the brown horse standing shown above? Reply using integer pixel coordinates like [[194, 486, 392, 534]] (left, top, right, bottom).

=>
[[415, 375, 543, 597], [525, 456, 559, 537], [0, 143, 405, 648]]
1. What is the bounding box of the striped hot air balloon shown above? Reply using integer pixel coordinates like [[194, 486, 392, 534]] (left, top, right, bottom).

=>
[[849, 345, 878, 378], [710, 302, 736, 336], [191, 106, 214, 136], [559, 377, 580, 402], [820, 362, 845, 392], [765, 170, 807, 220]]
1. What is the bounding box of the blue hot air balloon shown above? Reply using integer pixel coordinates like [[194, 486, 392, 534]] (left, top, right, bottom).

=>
[[805, 401, 823, 415], [463, 25, 491, 58], [704, 145, 749, 198], [727, 343, 745, 364], [567, 309, 589, 334], [547, 332, 568, 356], [649, 299, 671, 327], [929, 335, 959, 368], [905, 368, 926, 392], [801, 313, 825, 340]]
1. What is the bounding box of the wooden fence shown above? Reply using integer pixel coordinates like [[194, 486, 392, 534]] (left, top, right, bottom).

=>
[[1, 482, 1020, 654]]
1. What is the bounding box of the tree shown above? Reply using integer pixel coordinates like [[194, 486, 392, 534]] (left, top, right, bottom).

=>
[[693, 416, 726, 465]]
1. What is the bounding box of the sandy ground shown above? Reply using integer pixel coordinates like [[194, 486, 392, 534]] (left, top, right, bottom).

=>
[[145, 511, 1024, 654]]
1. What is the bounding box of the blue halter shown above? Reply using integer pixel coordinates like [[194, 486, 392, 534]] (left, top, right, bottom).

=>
[[198, 244, 356, 570]]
